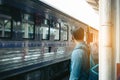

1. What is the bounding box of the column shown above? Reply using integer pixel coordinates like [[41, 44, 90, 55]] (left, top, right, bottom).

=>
[[116, 0, 120, 80], [99, 0, 113, 80], [116, 0, 120, 64]]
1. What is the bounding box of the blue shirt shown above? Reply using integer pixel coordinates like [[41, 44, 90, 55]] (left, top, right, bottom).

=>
[[69, 42, 89, 80]]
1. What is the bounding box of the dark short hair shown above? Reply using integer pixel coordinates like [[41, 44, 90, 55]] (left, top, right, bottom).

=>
[[71, 27, 84, 41]]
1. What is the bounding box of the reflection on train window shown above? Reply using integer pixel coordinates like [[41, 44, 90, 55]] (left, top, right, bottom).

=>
[[44, 19, 49, 25], [50, 23, 60, 40], [0, 19, 11, 38], [22, 22, 34, 39], [22, 14, 34, 39], [40, 25, 49, 40], [23, 14, 34, 22], [35, 25, 41, 40], [61, 23, 68, 41]]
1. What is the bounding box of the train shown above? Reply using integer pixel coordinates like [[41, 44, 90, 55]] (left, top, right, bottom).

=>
[[0, 0, 98, 80]]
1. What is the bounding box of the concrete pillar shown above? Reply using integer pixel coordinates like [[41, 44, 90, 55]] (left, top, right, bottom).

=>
[[116, 0, 120, 63], [115, 0, 120, 80], [99, 0, 114, 80]]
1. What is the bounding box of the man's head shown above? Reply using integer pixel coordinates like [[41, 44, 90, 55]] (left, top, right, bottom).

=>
[[71, 27, 84, 42]]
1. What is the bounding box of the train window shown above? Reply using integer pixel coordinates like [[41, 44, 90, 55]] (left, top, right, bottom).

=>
[[35, 15, 48, 40], [40, 24, 49, 40], [50, 23, 60, 40], [22, 22, 34, 39], [61, 23, 68, 41], [35, 25, 40, 40], [23, 14, 34, 21], [0, 18, 11, 38], [12, 21, 22, 40], [22, 14, 34, 39], [44, 19, 49, 25]]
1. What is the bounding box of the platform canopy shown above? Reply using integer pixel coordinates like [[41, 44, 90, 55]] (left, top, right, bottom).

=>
[[86, 0, 99, 13]]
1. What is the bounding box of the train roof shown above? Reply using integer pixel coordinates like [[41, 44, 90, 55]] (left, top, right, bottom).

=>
[[0, 0, 94, 28]]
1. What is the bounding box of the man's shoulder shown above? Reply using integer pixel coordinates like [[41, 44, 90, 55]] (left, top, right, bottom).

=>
[[72, 48, 84, 57]]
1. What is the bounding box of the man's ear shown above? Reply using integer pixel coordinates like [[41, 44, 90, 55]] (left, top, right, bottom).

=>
[[71, 36, 74, 41]]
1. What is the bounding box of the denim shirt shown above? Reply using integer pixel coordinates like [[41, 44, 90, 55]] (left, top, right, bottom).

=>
[[69, 42, 89, 80]]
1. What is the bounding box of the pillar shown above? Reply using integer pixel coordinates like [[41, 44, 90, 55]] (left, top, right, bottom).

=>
[[115, 0, 120, 80], [99, 0, 114, 80], [116, 0, 120, 64]]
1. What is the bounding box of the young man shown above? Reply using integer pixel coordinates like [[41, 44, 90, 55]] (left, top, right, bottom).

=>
[[69, 27, 90, 80]]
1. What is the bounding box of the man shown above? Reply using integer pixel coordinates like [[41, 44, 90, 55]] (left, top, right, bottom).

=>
[[69, 27, 90, 80]]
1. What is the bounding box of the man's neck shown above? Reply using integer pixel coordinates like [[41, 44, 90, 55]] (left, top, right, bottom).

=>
[[75, 40, 83, 45]]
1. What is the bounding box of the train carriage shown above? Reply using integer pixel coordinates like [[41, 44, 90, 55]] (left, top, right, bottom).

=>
[[0, 0, 98, 80]]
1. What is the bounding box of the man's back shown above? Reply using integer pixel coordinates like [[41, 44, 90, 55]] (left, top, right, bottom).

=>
[[69, 42, 90, 80]]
